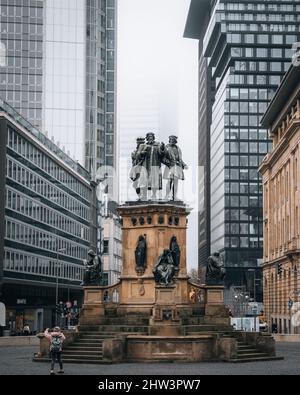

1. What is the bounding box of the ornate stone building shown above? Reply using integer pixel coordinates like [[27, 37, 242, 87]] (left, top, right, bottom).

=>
[[260, 65, 300, 334]]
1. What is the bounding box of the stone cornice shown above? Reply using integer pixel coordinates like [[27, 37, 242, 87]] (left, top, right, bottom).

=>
[[117, 202, 191, 217], [259, 119, 300, 174]]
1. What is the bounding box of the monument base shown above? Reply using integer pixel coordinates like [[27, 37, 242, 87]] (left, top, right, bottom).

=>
[[71, 202, 278, 363]]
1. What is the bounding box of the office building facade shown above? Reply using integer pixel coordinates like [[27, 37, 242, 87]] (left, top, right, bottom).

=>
[[185, 0, 300, 300], [260, 65, 300, 334], [102, 204, 122, 285], [0, 100, 97, 332], [0, 0, 118, 183]]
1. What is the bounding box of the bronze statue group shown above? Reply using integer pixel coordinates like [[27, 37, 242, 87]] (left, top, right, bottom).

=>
[[130, 133, 187, 201]]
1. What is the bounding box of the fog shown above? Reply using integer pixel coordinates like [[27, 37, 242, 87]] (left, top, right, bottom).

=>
[[117, 0, 199, 270]]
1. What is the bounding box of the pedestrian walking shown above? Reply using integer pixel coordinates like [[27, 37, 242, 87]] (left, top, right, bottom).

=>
[[44, 326, 66, 375]]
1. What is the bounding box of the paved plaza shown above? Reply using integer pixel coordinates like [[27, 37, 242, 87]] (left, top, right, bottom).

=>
[[0, 342, 300, 375]]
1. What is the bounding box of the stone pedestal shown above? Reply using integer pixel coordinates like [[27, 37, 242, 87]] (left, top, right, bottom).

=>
[[150, 286, 181, 335], [116, 201, 191, 316], [80, 286, 105, 324], [206, 285, 224, 304], [205, 285, 228, 318]]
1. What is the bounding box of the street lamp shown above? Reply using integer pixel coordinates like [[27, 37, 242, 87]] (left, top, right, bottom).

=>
[[55, 248, 66, 325]]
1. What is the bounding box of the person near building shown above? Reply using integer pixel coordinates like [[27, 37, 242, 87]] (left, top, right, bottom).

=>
[[23, 324, 30, 335], [44, 326, 66, 375]]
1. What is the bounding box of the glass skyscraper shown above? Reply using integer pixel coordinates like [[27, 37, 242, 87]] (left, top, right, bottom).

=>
[[185, 0, 300, 300], [0, 0, 117, 182]]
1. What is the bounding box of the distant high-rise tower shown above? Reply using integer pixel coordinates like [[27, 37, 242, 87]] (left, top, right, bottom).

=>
[[0, 0, 117, 189], [185, 0, 300, 301]]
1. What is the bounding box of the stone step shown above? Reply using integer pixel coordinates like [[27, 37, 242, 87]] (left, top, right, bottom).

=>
[[80, 331, 148, 335], [64, 350, 103, 357], [62, 355, 104, 361], [59, 358, 108, 364], [228, 356, 284, 363], [79, 325, 149, 332], [80, 333, 116, 336], [185, 330, 234, 339], [102, 317, 149, 325], [72, 342, 103, 347], [79, 336, 114, 340], [79, 332, 119, 336], [237, 344, 253, 349], [33, 356, 108, 365], [236, 352, 270, 359], [184, 325, 232, 332], [237, 349, 261, 355], [66, 346, 103, 351]]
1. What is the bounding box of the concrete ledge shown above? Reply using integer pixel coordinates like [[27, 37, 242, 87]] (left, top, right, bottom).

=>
[[0, 336, 39, 346], [274, 334, 300, 342], [126, 335, 214, 340], [125, 334, 225, 362]]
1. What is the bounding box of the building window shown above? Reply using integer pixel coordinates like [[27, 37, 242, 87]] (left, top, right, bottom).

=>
[[0, 42, 6, 66], [103, 240, 109, 254]]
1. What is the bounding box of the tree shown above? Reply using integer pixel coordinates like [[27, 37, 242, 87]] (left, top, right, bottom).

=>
[[188, 268, 200, 284]]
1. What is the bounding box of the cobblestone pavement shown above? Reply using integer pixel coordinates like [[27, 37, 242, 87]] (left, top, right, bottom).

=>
[[0, 342, 299, 375]]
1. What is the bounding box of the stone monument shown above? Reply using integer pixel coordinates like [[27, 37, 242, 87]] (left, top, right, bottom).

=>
[[75, 133, 277, 363]]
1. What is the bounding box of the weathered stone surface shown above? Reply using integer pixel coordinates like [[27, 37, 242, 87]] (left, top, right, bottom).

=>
[[75, 201, 277, 363]]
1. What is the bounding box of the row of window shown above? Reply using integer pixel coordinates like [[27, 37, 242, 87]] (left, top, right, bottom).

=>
[[6, 157, 90, 221], [225, 222, 263, 236], [0, 4, 43, 18], [225, 100, 268, 115], [5, 56, 43, 69], [228, 33, 298, 46], [7, 127, 91, 201], [3, 250, 84, 282], [225, 155, 265, 168], [6, 187, 90, 241], [231, 72, 282, 87], [225, 168, 262, 182], [4, 37, 43, 53], [225, 194, 263, 208], [225, 182, 262, 195], [3, 90, 42, 104], [221, 3, 300, 12], [227, 87, 273, 101], [225, 237, 263, 249], [5, 219, 88, 261], [234, 69, 283, 88], [225, 114, 264, 128], [232, 52, 291, 71], [0, 22, 43, 35], [221, 12, 300, 23], [227, 23, 300, 33], [225, 209, 260, 222], [0, 73, 42, 86], [224, 141, 270, 154]]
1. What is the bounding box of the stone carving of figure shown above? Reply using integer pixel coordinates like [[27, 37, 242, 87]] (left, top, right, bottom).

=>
[[81, 250, 103, 286], [170, 236, 180, 269], [135, 235, 147, 274], [163, 135, 187, 200], [205, 252, 226, 285], [134, 132, 165, 200], [153, 249, 176, 286], [129, 137, 148, 200]]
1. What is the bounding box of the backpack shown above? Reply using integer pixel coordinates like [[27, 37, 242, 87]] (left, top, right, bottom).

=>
[[50, 335, 62, 352]]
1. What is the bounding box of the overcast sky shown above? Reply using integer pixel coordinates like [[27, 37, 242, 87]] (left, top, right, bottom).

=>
[[117, 0, 199, 270]]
